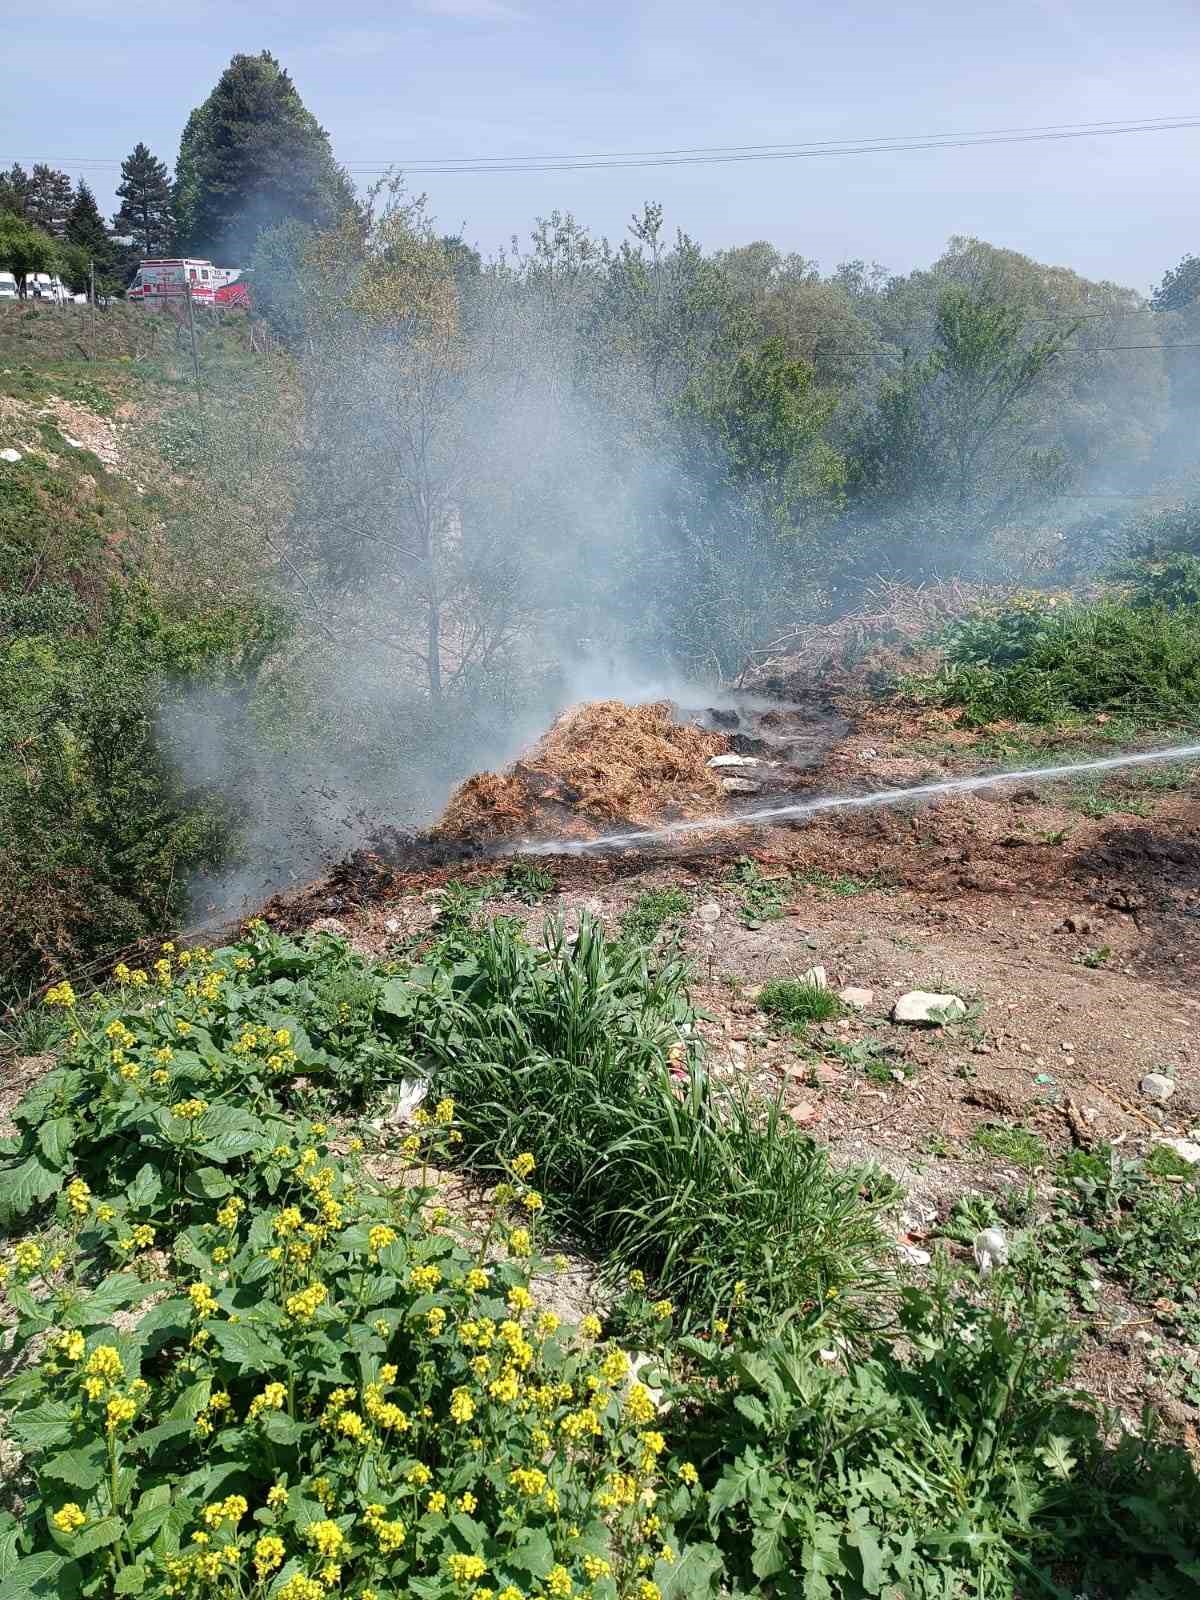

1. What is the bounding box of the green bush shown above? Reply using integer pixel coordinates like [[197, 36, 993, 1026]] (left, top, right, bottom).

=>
[[910, 595, 1200, 725], [0, 585, 285, 1007], [667, 1259, 1200, 1598], [757, 979, 842, 1026]]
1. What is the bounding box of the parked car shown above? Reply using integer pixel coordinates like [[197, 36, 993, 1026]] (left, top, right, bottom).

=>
[[0, 272, 17, 300]]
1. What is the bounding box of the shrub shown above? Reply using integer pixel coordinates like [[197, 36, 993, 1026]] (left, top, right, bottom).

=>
[[666, 1256, 1200, 1598], [909, 594, 1200, 725], [618, 888, 691, 944]]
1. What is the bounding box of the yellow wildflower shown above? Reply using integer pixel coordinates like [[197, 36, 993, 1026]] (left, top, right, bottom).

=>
[[53, 1503, 87, 1533]]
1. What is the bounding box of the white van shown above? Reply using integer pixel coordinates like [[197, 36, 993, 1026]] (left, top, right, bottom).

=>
[[27, 273, 69, 303], [0, 272, 17, 300]]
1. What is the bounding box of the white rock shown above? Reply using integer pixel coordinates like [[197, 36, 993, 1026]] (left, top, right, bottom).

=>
[[63, 434, 83, 448], [384, 917, 402, 935], [0, 447, 21, 464], [973, 1227, 1009, 1277], [697, 901, 722, 925], [892, 991, 967, 1026], [1158, 1138, 1200, 1165], [707, 752, 760, 768], [797, 965, 827, 990], [721, 776, 761, 794], [1140, 1072, 1176, 1103], [839, 985, 873, 1011]]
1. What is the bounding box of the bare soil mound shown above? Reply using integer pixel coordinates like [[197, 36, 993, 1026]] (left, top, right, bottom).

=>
[[432, 700, 729, 841]]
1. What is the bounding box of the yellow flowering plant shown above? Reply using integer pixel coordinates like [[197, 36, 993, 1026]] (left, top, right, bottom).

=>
[[0, 928, 710, 1600]]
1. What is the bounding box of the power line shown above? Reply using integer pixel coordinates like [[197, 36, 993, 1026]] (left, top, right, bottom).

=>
[[13, 111, 1200, 177]]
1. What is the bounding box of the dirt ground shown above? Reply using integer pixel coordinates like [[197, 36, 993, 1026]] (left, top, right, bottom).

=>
[[268, 696, 1200, 1434]]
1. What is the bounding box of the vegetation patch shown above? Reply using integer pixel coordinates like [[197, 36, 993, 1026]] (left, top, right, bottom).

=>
[[618, 889, 691, 945], [756, 979, 843, 1027]]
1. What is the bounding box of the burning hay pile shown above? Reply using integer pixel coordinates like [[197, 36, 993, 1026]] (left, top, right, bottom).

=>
[[433, 700, 729, 841]]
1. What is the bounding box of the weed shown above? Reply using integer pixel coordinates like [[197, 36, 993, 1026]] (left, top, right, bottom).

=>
[[757, 978, 843, 1026], [726, 856, 789, 926], [0, 992, 73, 1057], [618, 886, 691, 944], [793, 867, 881, 897], [969, 1122, 1049, 1171], [432, 878, 488, 932], [501, 859, 556, 903], [1076, 944, 1113, 969], [1065, 777, 1151, 820]]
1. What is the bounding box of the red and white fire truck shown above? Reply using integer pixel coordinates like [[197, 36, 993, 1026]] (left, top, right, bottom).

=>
[[127, 259, 249, 310]]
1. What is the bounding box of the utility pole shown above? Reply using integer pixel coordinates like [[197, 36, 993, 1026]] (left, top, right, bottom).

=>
[[184, 275, 201, 400], [89, 259, 97, 361]]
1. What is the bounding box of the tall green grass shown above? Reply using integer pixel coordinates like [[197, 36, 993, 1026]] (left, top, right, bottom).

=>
[[406, 916, 885, 1325]]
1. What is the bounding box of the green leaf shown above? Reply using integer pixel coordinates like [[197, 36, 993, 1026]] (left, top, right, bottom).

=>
[[68, 1518, 123, 1558], [114, 1567, 147, 1595], [168, 1380, 212, 1422], [77, 1274, 152, 1327], [41, 1444, 106, 1492], [36, 1118, 73, 1170], [126, 1165, 161, 1210], [656, 1541, 722, 1599], [751, 1520, 788, 1580], [1037, 1435, 1077, 1480], [0, 1155, 61, 1220], [11, 1401, 72, 1450], [210, 1321, 285, 1370], [193, 1131, 264, 1163], [128, 1502, 172, 1548], [0, 1517, 20, 1580], [504, 1527, 551, 1576], [132, 1297, 191, 1356], [377, 978, 414, 1020], [183, 1167, 233, 1201], [0, 1551, 65, 1600], [733, 1393, 770, 1431], [846, 1509, 885, 1594], [261, 1412, 303, 1446]]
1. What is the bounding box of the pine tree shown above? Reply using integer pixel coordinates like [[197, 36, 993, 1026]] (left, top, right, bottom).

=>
[[25, 164, 74, 237], [174, 50, 358, 261], [0, 163, 31, 218], [65, 181, 123, 295], [112, 142, 176, 257]]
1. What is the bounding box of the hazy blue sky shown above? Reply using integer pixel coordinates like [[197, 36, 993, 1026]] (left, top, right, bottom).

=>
[[5, 0, 1199, 289]]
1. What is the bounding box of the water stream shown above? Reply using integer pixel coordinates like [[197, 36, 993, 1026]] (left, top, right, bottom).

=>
[[509, 741, 1200, 857]]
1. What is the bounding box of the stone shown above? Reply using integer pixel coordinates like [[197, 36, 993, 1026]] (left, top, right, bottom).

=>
[[697, 901, 721, 925], [1140, 1072, 1176, 1104], [707, 752, 760, 768], [892, 991, 967, 1026], [0, 447, 21, 463], [797, 965, 827, 989], [1158, 1138, 1200, 1165], [721, 776, 761, 794], [1062, 912, 1096, 934], [973, 1227, 1009, 1277], [838, 985, 873, 1010]]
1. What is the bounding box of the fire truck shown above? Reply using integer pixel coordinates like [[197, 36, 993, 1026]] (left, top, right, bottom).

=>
[[127, 259, 249, 310]]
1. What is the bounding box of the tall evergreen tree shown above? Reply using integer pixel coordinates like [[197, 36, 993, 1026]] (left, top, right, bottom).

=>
[[174, 51, 357, 261], [25, 164, 74, 236], [65, 181, 123, 295], [112, 142, 175, 257], [0, 163, 31, 218]]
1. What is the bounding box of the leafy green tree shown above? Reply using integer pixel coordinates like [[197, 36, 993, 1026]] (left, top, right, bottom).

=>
[[1153, 253, 1200, 312], [113, 141, 176, 257], [174, 50, 358, 261], [0, 212, 57, 296], [851, 285, 1075, 564], [24, 163, 74, 236], [64, 181, 125, 296]]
